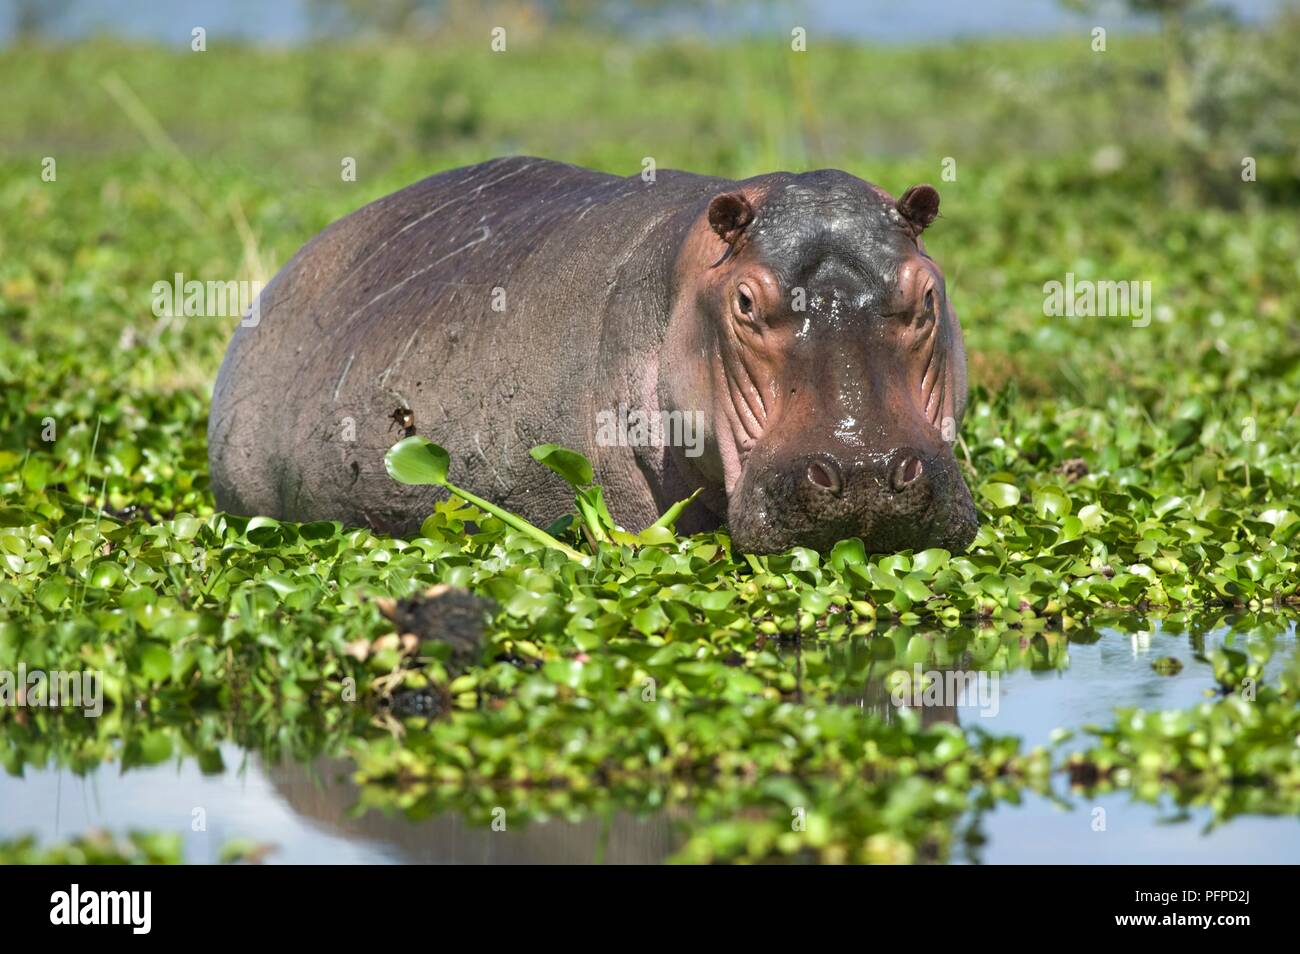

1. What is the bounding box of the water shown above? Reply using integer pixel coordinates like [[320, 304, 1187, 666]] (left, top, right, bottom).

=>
[[976, 792, 1296, 864], [945, 622, 1295, 748], [2, 617, 1296, 863], [1, 0, 1285, 46]]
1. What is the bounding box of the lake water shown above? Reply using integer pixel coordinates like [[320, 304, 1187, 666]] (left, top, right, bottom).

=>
[[1, 0, 1285, 46], [3, 616, 1296, 864]]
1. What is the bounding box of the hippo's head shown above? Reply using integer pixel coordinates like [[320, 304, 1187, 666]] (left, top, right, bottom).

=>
[[666, 170, 978, 555]]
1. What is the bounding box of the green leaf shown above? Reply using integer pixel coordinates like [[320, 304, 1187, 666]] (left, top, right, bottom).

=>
[[88, 560, 126, 589], [829, 537, 867, 571], [1033, 487, 1072, 519], [529, 444, 593, 487], [0, 508, 39, 528], [911, 548, 951, 574], [245, 516, 282, 546], [636, 525, 676, 546], [575, 486, 611, 543], [543, 513, 574, 537], [980, 482, 1021, 509], [35, 575, 70, 611], [385, 436, 450, 485], [139, 643, 172, 682], [648, 488, 702, 532]]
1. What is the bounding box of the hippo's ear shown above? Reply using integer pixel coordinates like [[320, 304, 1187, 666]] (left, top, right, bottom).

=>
[[708, 192, 755, 248], [896, 184, 940, 234]]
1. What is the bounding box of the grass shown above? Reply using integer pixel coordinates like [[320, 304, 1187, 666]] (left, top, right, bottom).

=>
[[1, 28, 1299, 863]]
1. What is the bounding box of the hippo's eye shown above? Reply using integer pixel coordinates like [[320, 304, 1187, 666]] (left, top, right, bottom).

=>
[[737, 287, 754, 316], [920, 288, 937, 327]]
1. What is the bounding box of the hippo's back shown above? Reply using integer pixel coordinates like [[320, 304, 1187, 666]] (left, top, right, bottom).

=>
[[207, 156, 719, 531]]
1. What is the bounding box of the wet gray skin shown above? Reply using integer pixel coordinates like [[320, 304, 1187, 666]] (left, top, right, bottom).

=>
[[208, 157, 977, 554]]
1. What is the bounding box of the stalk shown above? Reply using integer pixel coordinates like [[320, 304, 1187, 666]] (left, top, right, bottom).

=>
[[443, 480, 584, 561]]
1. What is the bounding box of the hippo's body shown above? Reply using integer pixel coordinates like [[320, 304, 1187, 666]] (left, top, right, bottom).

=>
[[209, 156, 978, 553]]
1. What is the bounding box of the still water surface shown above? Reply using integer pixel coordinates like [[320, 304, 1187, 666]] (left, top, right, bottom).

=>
[[3, 619, 1296, 863]]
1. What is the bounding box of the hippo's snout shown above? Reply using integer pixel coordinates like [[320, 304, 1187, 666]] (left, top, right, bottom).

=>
[[728, 444, 978, 556], [804, 448, 927, 497]]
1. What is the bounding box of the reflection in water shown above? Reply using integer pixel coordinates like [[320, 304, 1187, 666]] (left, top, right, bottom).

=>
[[775, 613, 1294, 747], [840, 666, 965, 728], [0, 615, 1295, 863], [264, 757, 680, 864]]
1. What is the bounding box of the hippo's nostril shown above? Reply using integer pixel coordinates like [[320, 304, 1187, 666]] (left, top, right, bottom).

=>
[[806, 459, 842, 495], [890, 454, 924, 492]]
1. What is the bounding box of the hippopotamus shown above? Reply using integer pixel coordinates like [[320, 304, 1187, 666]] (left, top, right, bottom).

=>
[[208, 156, 977, 554]]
